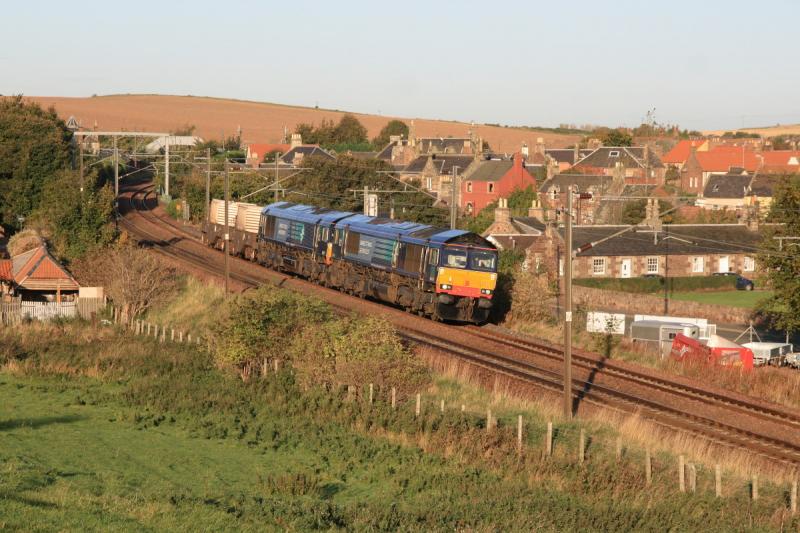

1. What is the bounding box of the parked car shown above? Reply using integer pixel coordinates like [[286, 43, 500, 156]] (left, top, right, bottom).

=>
[[641, 273, 664, 279], [711, 272, 754, 291]]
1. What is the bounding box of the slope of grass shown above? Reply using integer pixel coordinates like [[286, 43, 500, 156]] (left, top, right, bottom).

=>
[[668, 289, 773, 309], [1, 322, 796, 531]]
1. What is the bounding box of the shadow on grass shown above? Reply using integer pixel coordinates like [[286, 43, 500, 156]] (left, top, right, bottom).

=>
[[0, 492, 58, 509], [0, 414, 85, 431]]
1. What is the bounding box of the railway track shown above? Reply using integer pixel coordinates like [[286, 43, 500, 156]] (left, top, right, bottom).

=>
[[118, 182, 800, 468]]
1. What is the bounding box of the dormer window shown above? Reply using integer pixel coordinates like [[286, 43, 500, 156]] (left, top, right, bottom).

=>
[[609, 150, 620, 157], [712, 184, 720, 192]]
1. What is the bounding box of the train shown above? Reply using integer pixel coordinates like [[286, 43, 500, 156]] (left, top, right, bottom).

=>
[[202, 199, 499, 323]]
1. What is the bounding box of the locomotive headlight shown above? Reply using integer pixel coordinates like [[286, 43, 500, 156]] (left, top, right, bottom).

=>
[[481, 289, 493, 295], [440, 284, 452, 290]]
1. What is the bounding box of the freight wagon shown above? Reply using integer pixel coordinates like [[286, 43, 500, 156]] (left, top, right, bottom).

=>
[[202, 200, 499, 323]]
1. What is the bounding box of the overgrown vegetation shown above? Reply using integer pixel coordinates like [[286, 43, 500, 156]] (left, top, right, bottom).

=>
[[459, 185, 538, 235]]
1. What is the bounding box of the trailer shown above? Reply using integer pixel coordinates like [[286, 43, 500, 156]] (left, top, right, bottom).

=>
[[741, 342, 795, 367], [630, 320, 700, 355]]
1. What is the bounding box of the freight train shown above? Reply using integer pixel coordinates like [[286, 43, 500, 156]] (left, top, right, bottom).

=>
[[202, 199, 498, 323]]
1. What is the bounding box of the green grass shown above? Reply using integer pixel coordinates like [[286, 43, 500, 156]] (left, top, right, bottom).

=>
[[1, 323, 796, 531], [669, 290, 773, 309]]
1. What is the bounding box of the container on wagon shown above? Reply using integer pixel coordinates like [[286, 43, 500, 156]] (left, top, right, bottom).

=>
[[209, 199, 238, 227], [234, 203, 262, 234]]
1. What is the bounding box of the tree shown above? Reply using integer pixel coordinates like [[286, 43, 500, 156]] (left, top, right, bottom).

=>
[[0, 96, 73, 231], [601, 129, 633, 147], [332, 114, 368, 145], [72, 244, 179, 324], [372, 120, 409, 148], [758, 175, 800, 333]]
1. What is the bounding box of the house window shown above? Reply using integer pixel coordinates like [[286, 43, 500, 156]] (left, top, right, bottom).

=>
[[646, 256, 659, 274], [488, 183, 494, 193], [426, 177, 433, 190], [466, 202, 473, 214], [592, 258, 606, 276], [692, 256, 704, 273], [744, 256, 755, 272], [559, 258, 564, 277], [466, 182, 472, 193], [609, 150, 620, 157]]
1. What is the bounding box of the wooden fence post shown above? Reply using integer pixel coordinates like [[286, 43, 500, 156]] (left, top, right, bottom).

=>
[[578, 429, 585, 464], [273, 359, 279, 372], [461, 404, 465, 412], [688, 463, 697, 493], [262, 358, 268, 377], [752, 474, 758, 501], [715, 464, 722, 497], [486, 409, 492, 433], [790, 479, 797, 515], [146, 323, 150, 336], [369, 383, 374, 404], [645, 448, 652, 486], [517, 415, 523, 454], [179, 330, 184, 343], [615, 436, 622, 460], [415, 393, 421, 417], [187, 333, 191, 343], [678, 455, 685, 493], [391, 387, 396, 410], [171, 328, 175, 342], [439, 399, 444, 413], [546, 421, 553, 456]]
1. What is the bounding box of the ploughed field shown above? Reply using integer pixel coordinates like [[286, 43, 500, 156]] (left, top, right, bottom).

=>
[[23, 94, 581, 151]]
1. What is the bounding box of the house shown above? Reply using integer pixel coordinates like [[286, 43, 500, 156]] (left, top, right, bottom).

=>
[[538, 174, 616, 225], [571, 146, 665, 184], [280, 145, 335, 166], [401, 154, 475, 202], [2, 245, 80, 301], [481, 199, 556, 273], [460, 154, 537, 215], [759, 150, 800, 174], [547, 202, 763, 280], [245, 143, 290, 167], [680, 146, 760, 192], [375, 136, 416, 169], [695, 169, 754, 211], [661, 139, 709, 169]]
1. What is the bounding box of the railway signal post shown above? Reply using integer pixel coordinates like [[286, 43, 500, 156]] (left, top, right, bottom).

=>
[[563, 188, 573, 419], [224, 158, 230, 298]]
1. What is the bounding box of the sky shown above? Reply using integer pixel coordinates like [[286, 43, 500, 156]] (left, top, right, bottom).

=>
[[1, 0, 799, 131]]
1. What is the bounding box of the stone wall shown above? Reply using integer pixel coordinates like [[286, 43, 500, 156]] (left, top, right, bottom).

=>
[[572, 285, 752, 324]]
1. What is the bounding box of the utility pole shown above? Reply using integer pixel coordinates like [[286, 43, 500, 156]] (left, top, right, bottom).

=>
[[363, 185, 369, 215], [79, 142, 84, 194], [164, 138, 170, 197], [205, 148, 211, 222], [224, 158, 230, 298], [450, 166, 459, 229], [113, 136, 119, 198], [274, 152, 280, 202], [563, 188, 574, 420]]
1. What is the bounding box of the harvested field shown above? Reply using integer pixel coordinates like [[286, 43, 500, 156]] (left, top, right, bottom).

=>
[[23, 94, 582, 151], [704, 124, 800, 137]]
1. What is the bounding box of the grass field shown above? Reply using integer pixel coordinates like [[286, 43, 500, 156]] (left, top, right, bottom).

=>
[[1, 321, 797, 531], [668, 290, 773, 309]]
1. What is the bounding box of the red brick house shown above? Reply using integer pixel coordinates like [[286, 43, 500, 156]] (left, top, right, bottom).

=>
[[680, 146, 760, 193], [245, 143, 290, 167], [460, 154, 537, 215]]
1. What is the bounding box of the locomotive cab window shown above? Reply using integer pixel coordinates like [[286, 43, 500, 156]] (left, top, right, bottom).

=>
[[469, 250, 497, 272], [442, 248, 468, 269]]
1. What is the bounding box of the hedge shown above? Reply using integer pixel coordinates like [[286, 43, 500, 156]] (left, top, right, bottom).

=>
[[573, 275, 737, 294]]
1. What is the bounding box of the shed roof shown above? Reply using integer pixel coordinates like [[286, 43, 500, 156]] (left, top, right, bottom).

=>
[[10, 246, 79, 291]]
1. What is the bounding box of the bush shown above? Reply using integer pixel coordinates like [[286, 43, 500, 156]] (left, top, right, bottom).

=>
[[291, 315, 430, 397], [509, 269, 558, 324], [209, 286, 333, 367], [573, 275, 737, 294]]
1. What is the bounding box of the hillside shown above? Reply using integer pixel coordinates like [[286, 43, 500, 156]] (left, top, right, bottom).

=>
[[24, 94, 581, 151], [703, 124, 800, 137]]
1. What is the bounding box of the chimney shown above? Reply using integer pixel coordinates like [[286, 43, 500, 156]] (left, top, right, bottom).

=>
[[535, 137, 545, 155], [573, 144, 580, 165], [521, 142, 529, 160], [290, 133, 302, 148], [494, 197, 511, 225], [528, 198, 545, 221]]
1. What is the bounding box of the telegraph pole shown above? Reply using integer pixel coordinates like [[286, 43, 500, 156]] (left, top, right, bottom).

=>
[[363, 185, 369, 215], [563, 189, 574, 419], [113, 136, 119, 198], [164, 138, 170, 197], [450, 166, 459, 229], [79, 142, 84, 194], [274, 152, 280, 202], [224, 158, 230, 298], [205, 148, 211, 222]]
